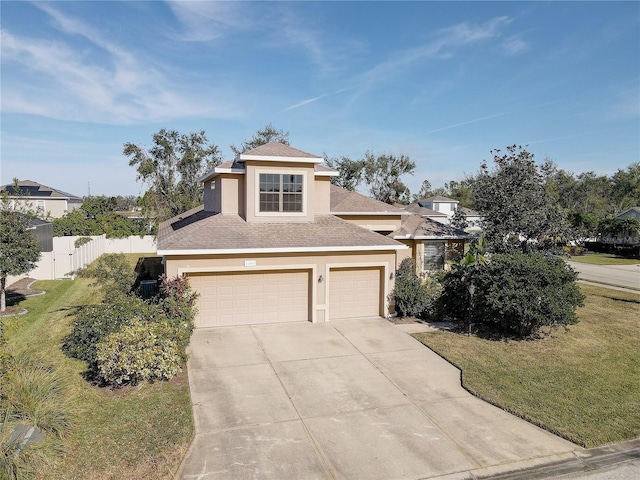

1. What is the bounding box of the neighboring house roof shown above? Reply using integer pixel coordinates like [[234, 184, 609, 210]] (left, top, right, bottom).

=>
[[419, 195, 458, 204], [459, 206, 481, 217], [1, 179, 82, 201], [157, 207, 406, 255], [330, 185, 408, 216], [615, 207, 640, 219], [398, 203, 447, 218], [390, 213, 470, 240]]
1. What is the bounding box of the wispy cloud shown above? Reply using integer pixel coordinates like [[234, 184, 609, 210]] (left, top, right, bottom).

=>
[[502, 35, 528, 55], [165, 1, 249, 42], [283, 87, 352, 111], [359, 16, 513, 87], [1, 5, 236, 124], [425, 112, 511, 135]]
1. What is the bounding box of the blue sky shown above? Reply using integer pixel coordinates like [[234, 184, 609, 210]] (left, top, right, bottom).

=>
[[1, 1, 639, 197]]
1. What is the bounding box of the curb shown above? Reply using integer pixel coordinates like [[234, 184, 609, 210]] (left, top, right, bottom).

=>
[[472, 439, 640, 479]]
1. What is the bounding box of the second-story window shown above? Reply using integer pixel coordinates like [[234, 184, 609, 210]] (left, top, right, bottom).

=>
[[259, 173, 303, 212]]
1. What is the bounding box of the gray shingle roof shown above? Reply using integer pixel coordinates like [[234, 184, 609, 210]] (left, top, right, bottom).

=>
[[330, 185, 406, 214], [0, 180, 81, 200], [240, 142, 322, 160], [157, 207, 405, 253], [390, 214, 469, 240], [398, 203, 447, 217], [419, 195, 458, 203]]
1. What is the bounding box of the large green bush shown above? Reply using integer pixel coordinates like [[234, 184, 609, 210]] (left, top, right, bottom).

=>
[[62, 296, 157, 367], [440, 252, 584, 337], [96, 320, 182, 386], [391, 258, 441, 318]]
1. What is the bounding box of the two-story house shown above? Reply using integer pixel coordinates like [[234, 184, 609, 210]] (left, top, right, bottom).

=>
[[1, 180, 83, 218], [157, 143, 468, 328]]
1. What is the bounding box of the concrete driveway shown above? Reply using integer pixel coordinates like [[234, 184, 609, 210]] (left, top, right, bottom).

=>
[[176, 317, 577, 480]]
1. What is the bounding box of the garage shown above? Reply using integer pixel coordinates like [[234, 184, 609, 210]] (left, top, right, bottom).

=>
[[187, 270, 310, 328], [329, 267, 382, 320]]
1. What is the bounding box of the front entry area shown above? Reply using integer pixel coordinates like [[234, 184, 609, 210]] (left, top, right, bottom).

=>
[[329, 267, 382, 320], [187, 270, 310, 327]]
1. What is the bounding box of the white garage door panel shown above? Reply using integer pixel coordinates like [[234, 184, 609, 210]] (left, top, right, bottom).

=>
[[189, 270, 310, 327], [329, 267, 382, 320]]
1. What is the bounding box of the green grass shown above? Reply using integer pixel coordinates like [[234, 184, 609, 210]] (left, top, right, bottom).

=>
[[414, 284, 640, 447], [1, 262, 193, 478], [570, 253, 640, 265]]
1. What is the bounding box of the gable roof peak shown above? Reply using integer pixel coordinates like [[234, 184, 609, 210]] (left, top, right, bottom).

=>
[[238, 142, 323, 163]]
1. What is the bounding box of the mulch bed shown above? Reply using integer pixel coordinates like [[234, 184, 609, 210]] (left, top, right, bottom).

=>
[[1, 278, 45, 317]]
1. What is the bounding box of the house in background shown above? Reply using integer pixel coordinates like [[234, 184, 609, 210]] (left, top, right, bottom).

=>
[[600, 207, 640, 251], [330, 186, 469, 276], [157, 143, 470, 328], [1, 180, 83, 218], [401, 195, 483, 233]]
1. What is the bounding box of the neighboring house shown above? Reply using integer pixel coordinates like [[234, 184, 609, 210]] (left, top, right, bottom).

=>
[[1, 180, 83, 218], [600, 207, 640, 247], [157, 143, 468, 328], [400, 196, 482, 233], [616, 206, 640, 221]]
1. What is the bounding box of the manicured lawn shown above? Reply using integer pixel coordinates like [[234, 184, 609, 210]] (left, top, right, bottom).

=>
[[414, 284, 640, 448], [2, 263, 193, 478], [570, 253, 640, 265]]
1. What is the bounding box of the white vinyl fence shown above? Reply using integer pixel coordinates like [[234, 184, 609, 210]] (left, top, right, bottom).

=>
[[6, 235, 156, 286]]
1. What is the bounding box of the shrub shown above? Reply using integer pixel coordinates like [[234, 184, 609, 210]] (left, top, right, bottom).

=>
[[73, 236, 92, 249], [156, 275, 198, 360], [392, 258, 439, 318], [440, 252, 584, 337], [96, 320, 182, 386], [62, 296, 157, 367], [76, 253, 137, 296]]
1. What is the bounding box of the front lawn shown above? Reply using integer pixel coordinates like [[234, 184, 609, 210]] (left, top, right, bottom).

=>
[[1, 262, 193, 478], [570, 253, 640, 265], [414, 284, 640, 448]]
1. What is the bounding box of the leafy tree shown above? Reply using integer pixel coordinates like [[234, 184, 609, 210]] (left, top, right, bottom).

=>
[[124, 129, 222, 224], [0, 188, 42, 312], [449, 207, 468, 231], [230, 123, 290, 155], [611, 162, 640, 210], [76, 253, 137, 296], [444, 178, 476, 208], [323, 155, 365, 191], [362, 151, 415, 204], [81, 196, 117, 219], [473, 145, 569, 252], [411, 180, 433, 203]]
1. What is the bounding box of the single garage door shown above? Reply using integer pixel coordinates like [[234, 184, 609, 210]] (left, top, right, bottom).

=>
[[329, 267, 382, 320], [187, 270, 310, 328]]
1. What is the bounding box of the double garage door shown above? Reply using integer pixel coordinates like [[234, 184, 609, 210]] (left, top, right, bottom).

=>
[[188, 266, 382, 328]]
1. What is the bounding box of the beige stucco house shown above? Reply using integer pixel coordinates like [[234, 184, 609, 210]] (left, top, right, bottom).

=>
[[157, 143, 468, 328], [1, 180, 83, 218]]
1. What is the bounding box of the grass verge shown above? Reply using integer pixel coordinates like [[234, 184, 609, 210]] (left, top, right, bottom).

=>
[[1, 267, 193, 478], [414, 284, 640, 448], [570, 253, 640, 265]]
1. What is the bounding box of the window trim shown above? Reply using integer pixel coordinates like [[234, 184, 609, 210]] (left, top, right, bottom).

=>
[[255, 169, 307, 217]]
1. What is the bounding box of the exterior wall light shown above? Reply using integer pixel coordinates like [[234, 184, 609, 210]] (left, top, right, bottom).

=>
[[318, 275, 324, 283]]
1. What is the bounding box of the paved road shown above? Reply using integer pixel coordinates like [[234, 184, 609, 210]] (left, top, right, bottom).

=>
[[176, 317, 577, 479], [567, 261, 640, 290]]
